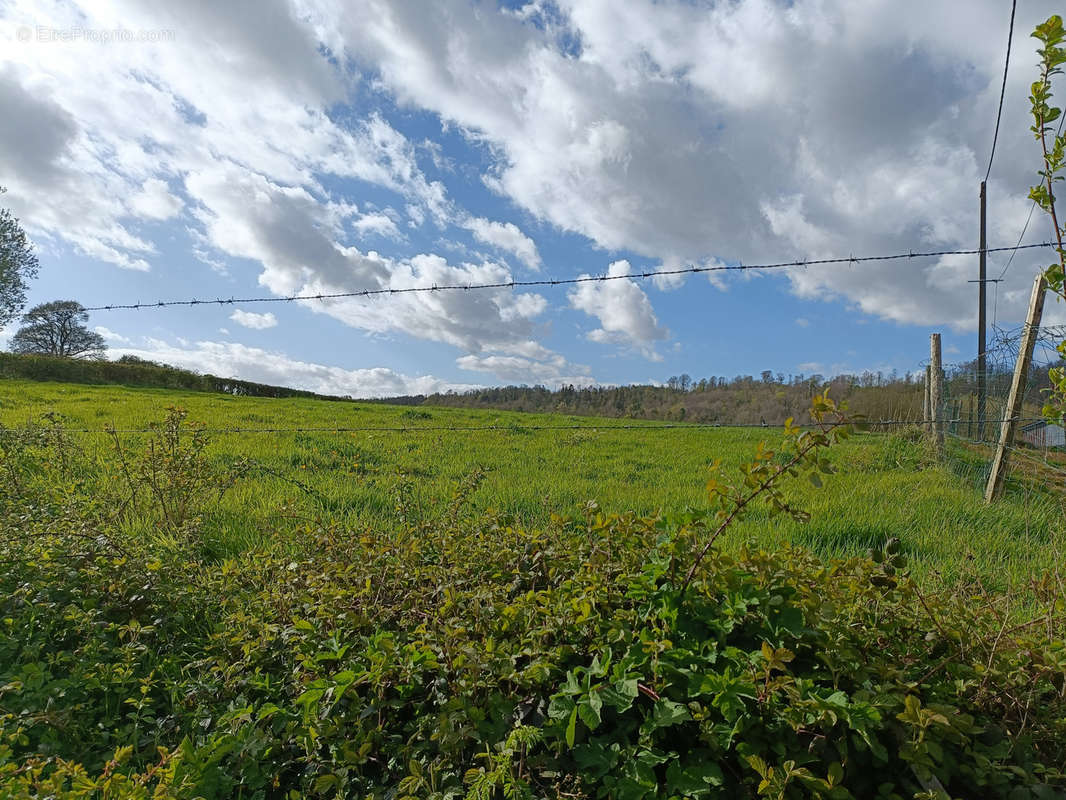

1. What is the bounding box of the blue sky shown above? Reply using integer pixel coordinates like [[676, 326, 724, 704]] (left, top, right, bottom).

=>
[[1, 0, 1063, 396]]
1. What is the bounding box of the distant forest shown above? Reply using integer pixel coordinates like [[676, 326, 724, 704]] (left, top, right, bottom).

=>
[[382, 363, 1064, 426], [380, 369, 926, 425]]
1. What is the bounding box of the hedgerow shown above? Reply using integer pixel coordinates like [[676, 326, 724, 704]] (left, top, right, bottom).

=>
[[0, 408, 1063, 799]]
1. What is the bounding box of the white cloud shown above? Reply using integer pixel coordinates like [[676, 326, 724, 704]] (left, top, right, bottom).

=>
[[463, 216, 542, 271], [352, 211, 403, 240], [109, 337, 479, 398], [129, 178, 183, 221], [795, 317, 810, 328], [328, 0, 1061, 330], [455, 353, 595, 387], [185, 164, 557, 362], [568, 260, 668, 360], [0, 0, 449, 275], [94, 326, 131, 344], [229, 309, 278, 330]]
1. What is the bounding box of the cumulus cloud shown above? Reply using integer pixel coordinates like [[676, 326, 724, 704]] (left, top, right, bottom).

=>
[[185, 165, 558, 365], [0, 0, 448, 274], [94, 326, 132, 344], [129, 178, 183, 221], [108, 337, 479, 398], [455, 353, 596, 387], [229, 309, 278, 330], [568, 260, 668, 360], [462, 216, 542, 271], [352, 211, 403, 240], [328, 0, 1061, 330]]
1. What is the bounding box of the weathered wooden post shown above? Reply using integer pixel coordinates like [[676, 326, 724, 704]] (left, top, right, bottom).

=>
[[930, 334, 944, 457], [985, 274, 1047, 502]]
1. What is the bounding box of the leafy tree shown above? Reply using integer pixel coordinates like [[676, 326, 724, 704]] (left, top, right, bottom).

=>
[[0, 187, 40, 329], [9, 300, 106, 359]]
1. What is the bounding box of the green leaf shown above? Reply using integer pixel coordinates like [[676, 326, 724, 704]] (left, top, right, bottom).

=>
[[650, 699, 690, 729], [827, 761, 844, 786], [665, 760, 725, 796], [548, 694, 575, 721], [565, 705, 578, 747], [602, 678, 639, 711], [573, 742, 620, 779], [577, 697, 601, 730]]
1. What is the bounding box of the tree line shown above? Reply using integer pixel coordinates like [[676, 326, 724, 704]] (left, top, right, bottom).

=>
[[374, 362, 1063, 425], [372, 371, 924, 424], [0, 353, 350, 401]]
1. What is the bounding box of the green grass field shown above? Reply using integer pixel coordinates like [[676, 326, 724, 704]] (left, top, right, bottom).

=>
[[4, 377, 1066, 797], [1, 378, 1061, 587]]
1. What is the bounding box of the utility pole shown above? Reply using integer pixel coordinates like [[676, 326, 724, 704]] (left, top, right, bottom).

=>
[[977, 181, 987, 440], [969, 183, 1002, 440]]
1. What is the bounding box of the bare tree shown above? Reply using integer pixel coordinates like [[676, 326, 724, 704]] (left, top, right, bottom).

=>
[[10, 301, 106, 359]]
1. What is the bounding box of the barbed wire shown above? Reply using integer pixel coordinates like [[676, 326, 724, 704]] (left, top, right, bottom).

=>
[[1, 416, 1049, 436], [81, 243, 1057, 312]]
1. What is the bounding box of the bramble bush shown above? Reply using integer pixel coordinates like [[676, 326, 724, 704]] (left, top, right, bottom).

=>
[[0, 400, 1064, 799]]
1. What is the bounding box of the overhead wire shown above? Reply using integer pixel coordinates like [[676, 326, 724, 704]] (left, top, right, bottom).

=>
[[984, 0, 1018, 183], [81, 242, 1056, 312]]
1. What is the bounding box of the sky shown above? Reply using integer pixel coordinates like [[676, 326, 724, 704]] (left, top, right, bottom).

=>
[[1, 0, 1064, 397]]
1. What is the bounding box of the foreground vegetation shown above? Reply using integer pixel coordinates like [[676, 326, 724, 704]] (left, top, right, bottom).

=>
[[0, 380, 1064, 798]]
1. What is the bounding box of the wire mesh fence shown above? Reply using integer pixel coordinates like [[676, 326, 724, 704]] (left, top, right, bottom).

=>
[[922, 324, 1066, 504]]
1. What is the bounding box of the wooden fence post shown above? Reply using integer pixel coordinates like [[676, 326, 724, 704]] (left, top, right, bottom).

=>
[[985, 274, 1047, 502], [930, 334, 944, 457]]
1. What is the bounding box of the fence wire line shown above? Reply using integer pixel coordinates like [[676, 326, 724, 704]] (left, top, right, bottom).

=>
[[0, 417, 1048, 436], [81, 242, 1057, 312]]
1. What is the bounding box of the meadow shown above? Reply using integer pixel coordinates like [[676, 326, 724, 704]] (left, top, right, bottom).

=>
[[0, 378, 1061, 587], [1, 378, 1064, 798]]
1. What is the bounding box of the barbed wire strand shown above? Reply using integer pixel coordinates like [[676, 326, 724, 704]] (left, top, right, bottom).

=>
[[82, 243, 1056, 312]]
